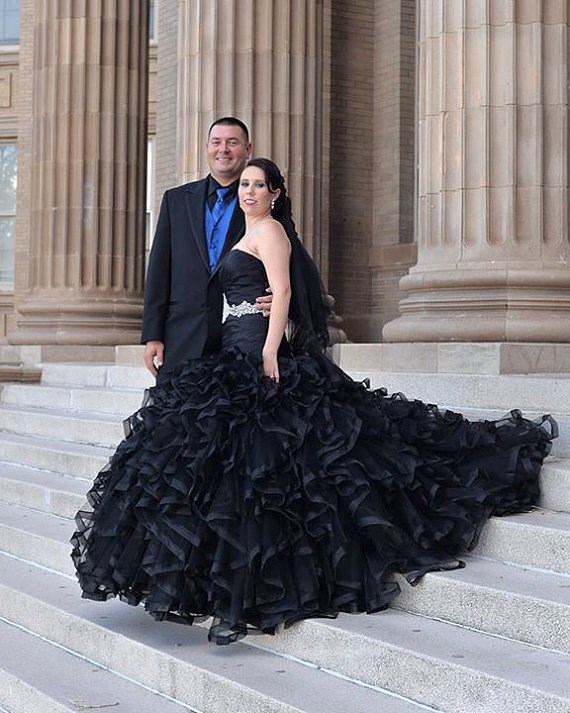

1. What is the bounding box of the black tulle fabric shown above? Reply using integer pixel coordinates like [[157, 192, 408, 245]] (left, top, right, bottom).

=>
[[71, 250, 556, 645], [279, 211, 331, 354]]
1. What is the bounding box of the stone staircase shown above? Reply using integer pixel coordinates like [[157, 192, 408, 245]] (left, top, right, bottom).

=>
[[0, 346, 569, 713]]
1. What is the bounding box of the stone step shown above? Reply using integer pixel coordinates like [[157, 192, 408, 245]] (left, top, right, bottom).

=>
[[34, 363, 570, 415], [39, 363, 115, 387], [15, 367, 569, 459], [38, 360, 570, 416], [1, 498, 569, 656], [346, 371, 570, 458], [0, 409, 566, 512], [254, 603, 570, 713], [38, 362, 570, 413], [0, 556, 425, 713], [2, 552, 567, 713], [392, 557, 570, 653], [0, 620, 192, 713], [1, 356, 568, 712], [472, 509, 570, 575], [1, 445, 567, 533], [0, 670, 73, 713], [0, 501, 75, 576], [0, 432, 110, 480], [9, 365, 567, 455], [332, 342, 570, 376], [451, 406, 570, 458], [114, 344, 145, 365], [40, 362, 154, 390], [539, 457, 570, 511], [25, 358, 570, 436], [0, 381, 145, 417], [348, 370, 570, 416], [0, 463, 89, 518], [0, 403, 124, 447]]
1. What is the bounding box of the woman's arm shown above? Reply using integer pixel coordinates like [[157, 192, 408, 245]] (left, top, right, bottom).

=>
[[253, 221, 291, 381]]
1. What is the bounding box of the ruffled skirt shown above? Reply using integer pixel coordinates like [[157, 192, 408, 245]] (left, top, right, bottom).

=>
[[71, 350, 556, 644]]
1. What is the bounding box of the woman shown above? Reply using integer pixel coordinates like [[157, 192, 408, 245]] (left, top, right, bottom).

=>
[[72, 158, 556, 645]]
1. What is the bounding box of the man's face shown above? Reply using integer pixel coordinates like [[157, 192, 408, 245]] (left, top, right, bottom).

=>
[[206, 124, 251, 185]]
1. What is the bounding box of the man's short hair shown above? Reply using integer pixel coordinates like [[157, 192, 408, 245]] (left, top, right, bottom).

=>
[[208, 117, 250, 143]]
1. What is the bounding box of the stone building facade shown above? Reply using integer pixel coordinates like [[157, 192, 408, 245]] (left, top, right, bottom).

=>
[[0, 0, 568, 354]]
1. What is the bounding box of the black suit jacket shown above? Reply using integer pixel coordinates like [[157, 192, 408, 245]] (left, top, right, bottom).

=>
[[141, 177, 245, 375]]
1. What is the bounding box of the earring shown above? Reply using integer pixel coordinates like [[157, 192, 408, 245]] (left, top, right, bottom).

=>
[[271, 199, 276, 210]]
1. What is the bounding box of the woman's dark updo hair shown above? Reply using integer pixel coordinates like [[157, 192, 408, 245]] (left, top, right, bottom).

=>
[[244, 157, 330, 353], [244, 157, 291, 221]]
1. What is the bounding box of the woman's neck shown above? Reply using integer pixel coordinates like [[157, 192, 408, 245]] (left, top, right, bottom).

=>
[[244, 213, 273, 234]]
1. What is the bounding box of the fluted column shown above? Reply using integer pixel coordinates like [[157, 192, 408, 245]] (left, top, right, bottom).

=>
[[9, 1, 148, 345], [175, 0, 324, 265], [384, 1, 570, 342]]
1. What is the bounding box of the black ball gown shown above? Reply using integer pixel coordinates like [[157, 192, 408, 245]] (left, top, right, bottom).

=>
[[71, 248, 557, 645]]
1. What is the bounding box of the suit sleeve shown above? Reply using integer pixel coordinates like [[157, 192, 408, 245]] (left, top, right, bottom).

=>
[[140, 191, 172, 344]]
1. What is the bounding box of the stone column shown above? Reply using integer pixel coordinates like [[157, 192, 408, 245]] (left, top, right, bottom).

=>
[[9, 0, 148, 345], [383, 1, 570, 342], [174, 0, 324, 265]]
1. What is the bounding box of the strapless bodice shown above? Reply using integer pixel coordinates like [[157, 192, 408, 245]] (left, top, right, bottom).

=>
[[218, 249, 270, 354]]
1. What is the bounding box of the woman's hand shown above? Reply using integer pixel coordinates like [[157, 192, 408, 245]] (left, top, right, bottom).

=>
[[262, 348, 280, 383]]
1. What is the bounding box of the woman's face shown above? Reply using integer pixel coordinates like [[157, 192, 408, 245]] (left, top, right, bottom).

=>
[[238, 165, 279, 218]]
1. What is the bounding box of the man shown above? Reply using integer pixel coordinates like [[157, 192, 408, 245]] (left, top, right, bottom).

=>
[[141, 117, 270, 381]]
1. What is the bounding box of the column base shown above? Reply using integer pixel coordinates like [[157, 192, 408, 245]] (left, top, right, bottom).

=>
[[383, 268, 570, 343], [7, 295, 143, 346]]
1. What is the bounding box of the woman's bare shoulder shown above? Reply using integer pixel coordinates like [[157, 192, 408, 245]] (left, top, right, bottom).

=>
[[258, 219, 290, 248]]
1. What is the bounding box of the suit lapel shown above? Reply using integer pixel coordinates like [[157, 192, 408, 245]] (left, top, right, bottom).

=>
[[184, 179, 210, 273], [184, 177, 246, 278]]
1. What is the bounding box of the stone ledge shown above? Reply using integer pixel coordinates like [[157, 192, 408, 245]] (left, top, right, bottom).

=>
[[331, 342, 570, 375], [0, 364, 41, 383], [0, 345, 116, 364], [114, 344, 145, 365]]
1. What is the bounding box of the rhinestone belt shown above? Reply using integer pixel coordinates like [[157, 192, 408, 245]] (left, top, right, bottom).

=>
[[222, 294, 260, 323]]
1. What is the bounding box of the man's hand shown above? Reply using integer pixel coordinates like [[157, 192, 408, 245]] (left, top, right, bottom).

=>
[[143, 340, 164, 377], [256, 287, 273, 317]]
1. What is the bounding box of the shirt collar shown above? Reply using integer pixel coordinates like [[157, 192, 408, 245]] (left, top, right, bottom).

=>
[[208, 176, 239, 201]]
